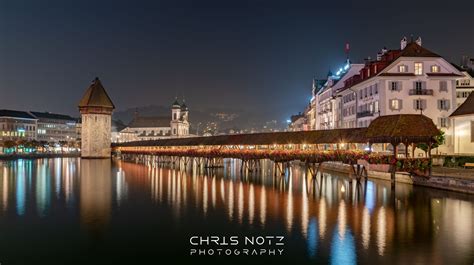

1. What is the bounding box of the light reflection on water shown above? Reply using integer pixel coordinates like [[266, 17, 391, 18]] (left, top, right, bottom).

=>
[[0, 157, 472, 264]]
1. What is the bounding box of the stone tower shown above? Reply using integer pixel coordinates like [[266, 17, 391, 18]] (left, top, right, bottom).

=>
[[78, 77, 115, 158]]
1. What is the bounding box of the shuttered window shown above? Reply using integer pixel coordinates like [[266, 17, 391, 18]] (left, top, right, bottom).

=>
[[439, 81, 448, 92], [414, 99, 427, 110], [437, 99, 450, 111]]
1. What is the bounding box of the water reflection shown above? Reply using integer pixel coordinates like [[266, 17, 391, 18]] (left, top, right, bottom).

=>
[[0, 158, 472, 264], [80, 159, 112, 235]]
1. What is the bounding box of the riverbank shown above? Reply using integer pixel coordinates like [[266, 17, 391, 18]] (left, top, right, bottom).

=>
[[317, 162, 474, 194], [0, 153, 80, 160]]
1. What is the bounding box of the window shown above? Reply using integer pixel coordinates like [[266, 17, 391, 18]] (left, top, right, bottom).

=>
[[439, 81, 448, 92], [414, 62, 423, 75], [374, 84, 378, 94], [438, 99, 450, 110], [439, 117, 449, 128], [389, 99, 401, 110], [390, 81, 399, 91], [431, 65, 440, 73], [374, 101, 379, 113], [415, 81, 423, 92], [398, 65, 407, 73], [414, 99, 426, 110]]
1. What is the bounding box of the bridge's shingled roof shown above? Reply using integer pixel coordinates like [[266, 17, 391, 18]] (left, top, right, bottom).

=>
[[114, 114, 438, 147], [114, 128, 369, 147]]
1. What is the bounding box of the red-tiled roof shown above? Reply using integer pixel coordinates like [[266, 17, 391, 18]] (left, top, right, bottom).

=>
[[398, 42, 441, 57], [340, 42, 444, 91]]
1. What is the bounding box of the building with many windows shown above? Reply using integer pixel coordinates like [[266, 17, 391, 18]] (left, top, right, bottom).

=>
[[30, 111, 78, 143], [455, 69, 474, 107], [0, 109, 37, 142], [303, 37, 465, 154], [288, 112, 306, 131], [316, 62, 364, 130]]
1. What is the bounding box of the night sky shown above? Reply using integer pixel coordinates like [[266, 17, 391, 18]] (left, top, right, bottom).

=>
[[1, 0, 473, 121]]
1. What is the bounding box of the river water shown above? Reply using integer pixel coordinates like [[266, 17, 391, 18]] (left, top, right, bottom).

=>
[[0, 158, 473, 265]]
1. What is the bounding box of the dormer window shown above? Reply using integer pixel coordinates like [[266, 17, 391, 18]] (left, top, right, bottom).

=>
[[414, 62, 423, 75], [431, 65, 440, 73], [398, 65, 407, 73]]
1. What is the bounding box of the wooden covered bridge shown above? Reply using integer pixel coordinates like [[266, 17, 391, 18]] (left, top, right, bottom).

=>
[[113, 114, 439, 184]]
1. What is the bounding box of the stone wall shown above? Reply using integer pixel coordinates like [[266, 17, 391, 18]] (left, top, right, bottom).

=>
[[81, 114, 111, 158]]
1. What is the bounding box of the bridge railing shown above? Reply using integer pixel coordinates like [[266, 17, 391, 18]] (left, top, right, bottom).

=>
[[116, 147, 431, 175]]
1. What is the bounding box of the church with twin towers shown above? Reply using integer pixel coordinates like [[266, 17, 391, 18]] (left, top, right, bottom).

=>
[[116, 96, 191, 142]]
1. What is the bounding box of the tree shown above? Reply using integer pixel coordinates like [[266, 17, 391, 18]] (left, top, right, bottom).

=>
[[2, 140, 17, 152], [417, 130, 445, 155]]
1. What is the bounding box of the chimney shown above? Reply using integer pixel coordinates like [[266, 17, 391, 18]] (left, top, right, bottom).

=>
[[400, 36, 407, 50], [416, 36, 422, 46], [381, 47, 388, 54], [376, 52, 382, 61], [364, 56, 372, 66]]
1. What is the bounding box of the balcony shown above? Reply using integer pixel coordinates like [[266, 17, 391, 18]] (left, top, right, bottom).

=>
[[409, 89, 433, 96], [356, 111, 374, 118]]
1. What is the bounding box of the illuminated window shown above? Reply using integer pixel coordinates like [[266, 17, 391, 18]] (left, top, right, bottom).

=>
[[431, 65, 440, 73], [398, 65, 407, 73], [414, 62, 423, 75], [389, 99, 401, 110]]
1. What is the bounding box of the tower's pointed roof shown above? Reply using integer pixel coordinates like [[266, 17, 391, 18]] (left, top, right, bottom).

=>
[[450, 92, 474, 117], [78, 77, 115, 109]]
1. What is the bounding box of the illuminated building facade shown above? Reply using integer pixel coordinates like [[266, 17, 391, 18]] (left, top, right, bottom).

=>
[[0, 109, 37, 141], [455, 69, 474, 107], [305, 37, 464, 154], [30, 111, 78, 143], [288, 113, 306, 131], [450, 92, 474, 154], [315, 62, 364, 130]]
